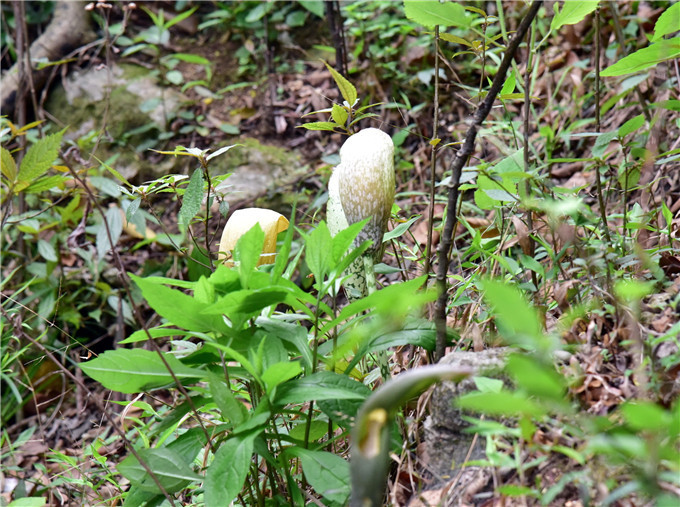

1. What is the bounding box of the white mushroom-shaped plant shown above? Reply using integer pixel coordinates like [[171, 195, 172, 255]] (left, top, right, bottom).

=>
[[327, 128, 395, 299]]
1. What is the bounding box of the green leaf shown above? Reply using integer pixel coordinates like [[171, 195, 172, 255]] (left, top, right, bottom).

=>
[[456, 390, 547, 417], [178, 168, 204, 228], [208, 372, 247, 426], [262, 361, 303, 393], [130, 274, 228, 333], [24, 174, 65, 193], [317, 381, 372, 427], [500, 69, 516, 96], [1, 146, 17, 182], [481, 280, 543, 345], [506, 354, 565, 401], [306, 221, 333, 282], [383, 215, 420, 242], [324, 61, 357, 106], [299, 121, 340, 131], [618, 114, 645, 138], [331, 103, 348, 126], [613, 279, 655, 302], [287, 447, 350, 504], [96, 205, 123, 258], [621, 401, 670, 431], [298, 0, 324, 18], [274, 371, 368, 405], [439, 33, 471, 47], [651, 3, 680, 41], [404, 0, 470, 28], [17, 129, 64, 182], [79, 348, 204, 394], [118, 447, 201, 494], [601, 37, 680, 76], [37, 240, 57, 262], [204, 434, 255, 507], [550, 1, 599, 32], [234, 223, 265, 288]]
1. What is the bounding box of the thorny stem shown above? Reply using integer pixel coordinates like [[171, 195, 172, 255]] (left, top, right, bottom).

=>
[[424, 25, 440, 276], [434, 1, 543, 361]]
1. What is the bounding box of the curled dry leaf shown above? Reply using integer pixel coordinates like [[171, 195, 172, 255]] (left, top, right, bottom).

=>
[[218, 208, 289, 266]]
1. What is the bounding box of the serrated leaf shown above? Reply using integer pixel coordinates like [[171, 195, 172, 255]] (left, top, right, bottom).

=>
[[178, 168, 204, 227], [17, 129, 65, 182], [331, 104, 348, 126], [1, 146, 17, 182], [79, 348, 204, 394], [324, 61, 357, 107], [24, 174, 65, 193], [439, 33, 471, 47]]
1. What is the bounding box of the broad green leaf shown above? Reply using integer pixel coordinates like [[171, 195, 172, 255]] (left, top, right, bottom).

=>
[[324, 61, 357, 106], [404, 0, 470, 28], [204, 434, 255, 507], [481, 280, 543, 343], [618, 114, 645, 138], [299, 121, 340, 131], [651, 3, 680, 41], [208, 373, 247, 426], [79, 348, 204, 394], [287, 447, 350, 504], [601, 37, 680, 76], [331, 103, 348, 126], [262, 361, 303, 392], [306, 220, 333, 282], [178, 168, 204, 227], [614, 279, 655, 302], [130, 274, 228, 333], [506, 354, 565, 402], [500, 69, 516, 96], [621, 401, 670, 431], [439, 33, 471, 47], [24, 174, 65, 193], [550, 1, 599, 32], [234, 223, 264, 288], [298, 0, 324, 18], [456, 390, 547, 417], [6, 499, 47, 507], [317, 380, 372, 427], [1, 146, 17, 182], [17, 129, 64, 182], [118, 447, 201, 494], [96, 205, 123, 258], [37, 240, 57, 262], [274, 371, 368, 406]]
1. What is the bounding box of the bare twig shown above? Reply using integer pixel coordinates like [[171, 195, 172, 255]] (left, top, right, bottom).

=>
[[434, 1, 543, 361], [424, 26, 441, 276]]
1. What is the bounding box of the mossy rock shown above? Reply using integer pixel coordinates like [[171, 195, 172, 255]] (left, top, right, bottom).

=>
[[45, 63, 187, 180]]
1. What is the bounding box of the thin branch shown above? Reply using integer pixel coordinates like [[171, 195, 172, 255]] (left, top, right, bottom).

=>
[[434, 1, 543, 361]]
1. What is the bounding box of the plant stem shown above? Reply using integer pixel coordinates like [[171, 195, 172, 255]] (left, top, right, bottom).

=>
[[434, 1, 542, 361], [424, 25, 440, 277]]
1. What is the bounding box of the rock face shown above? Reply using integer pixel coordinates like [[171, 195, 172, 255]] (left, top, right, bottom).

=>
[[424, 348, 509, 481]]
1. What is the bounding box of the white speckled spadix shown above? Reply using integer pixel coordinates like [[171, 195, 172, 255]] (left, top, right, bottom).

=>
[[327, 128, 395, 300]]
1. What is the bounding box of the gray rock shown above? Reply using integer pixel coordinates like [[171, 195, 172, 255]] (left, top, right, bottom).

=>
[[424, 348, 509, 481]]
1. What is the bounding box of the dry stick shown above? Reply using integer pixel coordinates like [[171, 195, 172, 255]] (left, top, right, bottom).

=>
[[523, 24, 538, 293], [434, 1, 543, 361], [424, 26, 440, 277], [594, 7, 613, 295], [326, 0, 348, 75]]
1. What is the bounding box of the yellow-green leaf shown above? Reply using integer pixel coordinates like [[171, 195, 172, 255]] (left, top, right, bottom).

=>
[[1, 146, 17, 182], [324, 61, 357, 107]]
